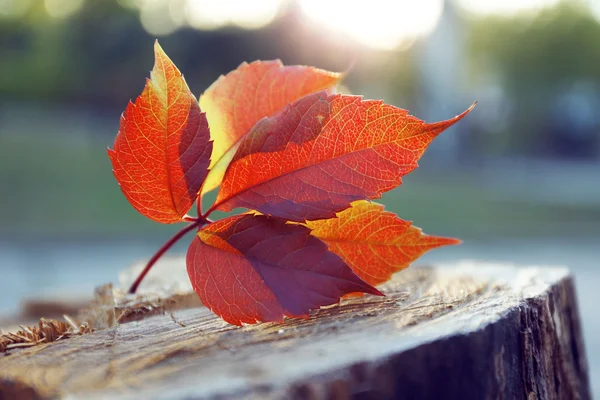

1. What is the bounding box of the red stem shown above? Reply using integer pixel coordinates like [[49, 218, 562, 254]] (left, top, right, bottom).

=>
[[202, 202, 220, 220], [197, 195, 203, 218], [128, 219, 202, 294]]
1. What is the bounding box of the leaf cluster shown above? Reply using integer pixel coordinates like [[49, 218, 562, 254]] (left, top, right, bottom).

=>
[[108, 42, 472, 325]]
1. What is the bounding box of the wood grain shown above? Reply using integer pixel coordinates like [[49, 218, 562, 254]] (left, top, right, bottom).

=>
[[0, 261, 591, 400]]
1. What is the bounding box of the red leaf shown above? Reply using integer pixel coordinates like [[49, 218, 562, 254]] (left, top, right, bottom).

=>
[[200, 60, 342, 194], [108, 41, 212, 223], [186, 214, 382, 325], [211, 92, 474, 222], [305, 201, 461, 287]]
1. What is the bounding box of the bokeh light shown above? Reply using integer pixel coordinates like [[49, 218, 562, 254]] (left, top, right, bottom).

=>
[[184, 0, 283, 31], [44, 0, 85, 19], [139, 0, 182, 36], [587, 0, 600, 23]]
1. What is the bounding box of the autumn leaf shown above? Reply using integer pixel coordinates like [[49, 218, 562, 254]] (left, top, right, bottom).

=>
[[108, 41, 212, 223], [186, 213, 382, 325], [210, 92, 474, 222], [200, 60, 342, 194], [305, 201, 461, 287], [108, 43, 474, 326]]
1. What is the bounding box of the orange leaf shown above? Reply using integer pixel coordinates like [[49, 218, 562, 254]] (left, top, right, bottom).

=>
[[305, 201, 461, 287], [187, 213, 381, 325], [200, 60, 342, 194], [108, 42, 212, 223], [211, 92, 474, 222]]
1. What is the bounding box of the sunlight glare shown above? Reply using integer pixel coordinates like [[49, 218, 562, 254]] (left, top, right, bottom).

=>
[[455, 0, 561, 16], [185, 0, 282, 30], [299, 0, 444, 51], [587, 0, 600, 23]]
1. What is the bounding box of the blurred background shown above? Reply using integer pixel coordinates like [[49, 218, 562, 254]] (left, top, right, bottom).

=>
[[0, 0, 599, 393]]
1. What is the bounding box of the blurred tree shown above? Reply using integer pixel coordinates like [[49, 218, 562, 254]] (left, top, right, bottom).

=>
[[469, 3, 600, 158], [2, 0, 599, 158], [0, 0, 356, 110]]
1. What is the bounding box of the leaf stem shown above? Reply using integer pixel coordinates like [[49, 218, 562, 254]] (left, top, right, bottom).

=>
[[202, 202, 220, 220], [128, 220, 202, 294], [196, 196, 203, 219]]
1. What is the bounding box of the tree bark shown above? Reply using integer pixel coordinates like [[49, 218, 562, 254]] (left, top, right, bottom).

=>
[[0, 262, 591, 400]]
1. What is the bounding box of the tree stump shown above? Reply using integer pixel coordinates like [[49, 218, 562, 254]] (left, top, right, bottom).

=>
[[0, 261, 591, 400]]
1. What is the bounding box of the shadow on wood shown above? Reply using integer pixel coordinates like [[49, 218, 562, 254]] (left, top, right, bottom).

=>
[[0, 261, 591, 400]]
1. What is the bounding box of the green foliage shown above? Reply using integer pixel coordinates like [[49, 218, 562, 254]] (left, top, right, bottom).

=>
[[471, 4, 600, 92], [469, 3, 600, 154]]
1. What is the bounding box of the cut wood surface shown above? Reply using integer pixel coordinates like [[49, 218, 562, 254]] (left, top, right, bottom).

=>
[[0, 261, 591, 400]]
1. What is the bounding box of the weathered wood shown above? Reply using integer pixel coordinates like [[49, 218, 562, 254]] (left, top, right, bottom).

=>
[[0, 262, 591, 400]]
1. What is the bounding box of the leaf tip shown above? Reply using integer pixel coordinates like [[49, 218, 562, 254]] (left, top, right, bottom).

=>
[[451, 102, 476, 123], [424, 102, 476, 135], [448, 237, 463, 246], [153, 39, 163, 54], [152, 40, 175, 72], [429, 235, 462, 248], [368, 286, 385, 297]]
